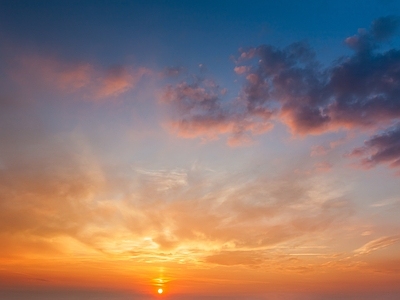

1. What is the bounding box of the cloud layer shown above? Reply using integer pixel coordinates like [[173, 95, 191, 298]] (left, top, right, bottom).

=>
[[0, 117, 353, 264]]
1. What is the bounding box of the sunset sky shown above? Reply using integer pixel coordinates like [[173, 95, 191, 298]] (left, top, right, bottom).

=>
[[1, 1, 400, 299]]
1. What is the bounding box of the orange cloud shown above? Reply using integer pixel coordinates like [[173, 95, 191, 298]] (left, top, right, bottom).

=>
[[167, 117, 273, 146], [205, 250, 264, 266], [95, 66, 151, 98]]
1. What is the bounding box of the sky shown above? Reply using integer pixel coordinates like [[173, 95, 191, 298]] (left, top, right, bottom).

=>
[[1, 0, 400, 299]]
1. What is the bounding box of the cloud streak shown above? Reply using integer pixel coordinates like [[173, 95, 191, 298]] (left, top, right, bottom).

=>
[[355, 235, 400, 255], [0, 119, 353, 265], [10, 53, 150, 100]]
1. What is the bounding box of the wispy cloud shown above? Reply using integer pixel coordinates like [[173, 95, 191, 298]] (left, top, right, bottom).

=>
[[204, 250, 264, 266], [134, 168, 188, 191], [12, 54, 93, 91], [354, 235, 400, 255], [314, 161, 333, 173], [10, 53, 151, 100], [94, 65, 150, 98], [370, 197, 400, 207], [310, 145, 329, 157], [0, 126, 353, 263]]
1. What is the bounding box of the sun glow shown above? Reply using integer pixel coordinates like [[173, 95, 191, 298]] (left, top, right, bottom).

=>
[[158, 288, 163, 294]]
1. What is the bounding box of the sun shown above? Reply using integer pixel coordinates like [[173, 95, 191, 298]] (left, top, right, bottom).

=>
[[158, 288, 163, 294]]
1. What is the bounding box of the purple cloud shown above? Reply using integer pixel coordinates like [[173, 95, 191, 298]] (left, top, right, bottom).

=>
[[163, 16, 400, 169], [349, 123, 400, 169], [161, 77, 273, 145], [371, 16, 399, 41], [238, 17, 400, 134]]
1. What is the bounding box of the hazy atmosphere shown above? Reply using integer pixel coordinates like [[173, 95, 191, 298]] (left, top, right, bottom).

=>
[[1, 1, 400, 299]]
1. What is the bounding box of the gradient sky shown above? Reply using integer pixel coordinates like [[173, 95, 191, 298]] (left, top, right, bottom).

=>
[[1, 1, 400, 299]]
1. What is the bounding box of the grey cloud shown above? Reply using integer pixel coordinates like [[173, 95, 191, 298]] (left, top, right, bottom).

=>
[[371, 16, 399, 41], [349, 123, 400, 168]]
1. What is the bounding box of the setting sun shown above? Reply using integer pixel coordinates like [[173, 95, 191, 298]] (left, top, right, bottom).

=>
[[158, 288, 163, 294]]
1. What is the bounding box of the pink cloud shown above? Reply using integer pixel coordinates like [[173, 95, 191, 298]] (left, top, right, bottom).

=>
[[310, 145, 329, 157], [13, 55, 93, 91], [167, 116, 273, 146], [234, 66, 249, 75], [95, 66, 150, 98], [314, 161, 333, 173], [11, 53, 150, 100], [161, 78, 273, 146], [238, 48, 256, 60]]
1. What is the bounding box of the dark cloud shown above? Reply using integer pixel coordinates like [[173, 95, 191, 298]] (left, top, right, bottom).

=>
[[240, 19, 400, 134], [344, 16, 399, 52], [371, 16, 399, 41], [348, 123, 400, 169], [232, 41, 331, 135], [163, 16, 400, 170]]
